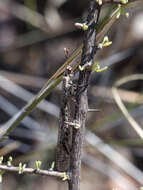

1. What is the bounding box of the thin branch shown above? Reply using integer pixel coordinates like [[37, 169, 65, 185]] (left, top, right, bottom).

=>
[[0, 164, 67, 179], [68, 1, 101, 190]]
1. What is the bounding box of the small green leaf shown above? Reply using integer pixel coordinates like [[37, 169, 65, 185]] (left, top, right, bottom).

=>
[[102, 36, 109, 44], [18, 163, 22, 174], [62, 172, 68, 181], [74, 123, 80, 129], [0, 175, 2, 183], [121, 7, 129, 18], [23, 164, 26, 170], [75, 23, 88, 31], [97, 0, 102, 5], [103, 41, 112, 47], [125, 12, 129, 18], [78, 65, 84, 71], [116, 10, 121, 19], [0, 170, 4, 183], [0, 157, 3, 165], [83, 24, 88, 31], [7, 156, 13, 167], [35, 160, 42, 170], [18, 163, 26, 174], [0, 171, 3, 183], [116, 4, 129, 19], [121, 0, 128, 4], [50, 162, 55, 170], [96, 66, 108, 72], [101, 36, 112, 47], [92, 62, 100, 71], [92, 62, 108, 73]]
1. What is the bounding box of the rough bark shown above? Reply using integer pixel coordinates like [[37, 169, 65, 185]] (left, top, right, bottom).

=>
[[68, 1, 101, 190]]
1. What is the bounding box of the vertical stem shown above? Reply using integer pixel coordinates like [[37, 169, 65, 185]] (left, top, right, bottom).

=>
[[68, 1, 101, 190], [68, 89, 88, 190]]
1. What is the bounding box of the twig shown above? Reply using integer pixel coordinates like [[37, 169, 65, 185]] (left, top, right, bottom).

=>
[[68, 1, 101, 190], [0, 164, 67, 179]]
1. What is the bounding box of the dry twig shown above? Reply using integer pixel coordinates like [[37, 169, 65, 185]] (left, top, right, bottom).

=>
[[0, 164, 68, 179]]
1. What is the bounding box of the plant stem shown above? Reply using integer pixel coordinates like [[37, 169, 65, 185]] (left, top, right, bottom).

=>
[[68, 1, 101, 190], [0, 164, 67, 179]]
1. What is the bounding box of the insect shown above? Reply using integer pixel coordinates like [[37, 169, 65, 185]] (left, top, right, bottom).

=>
[[56, 66, 74, 172]]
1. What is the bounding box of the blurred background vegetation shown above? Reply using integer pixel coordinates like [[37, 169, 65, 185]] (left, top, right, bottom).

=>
[[0, 0, 143, 189]]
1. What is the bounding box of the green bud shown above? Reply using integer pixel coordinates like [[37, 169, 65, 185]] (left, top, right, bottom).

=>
[[96, 66, 108, 72], [82, 24, 88, 31], [116, 11, 121, 19], [7, 156, 13, 167], [121, 0, 128, 4], [18, 163, 26, 174], [101, 36, 112, 47], [0, 157, 3, 165], [74, 123, 80, 129], [51, 162, 55, 170], [78, 65, 84, 71], [35, 161, 42, 170], [0, 171, 3, 183], [125, 12, 129, 18], [97, 0, 102, 5], [62, 172, 68, 181], [92, 62, 108, 73]]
